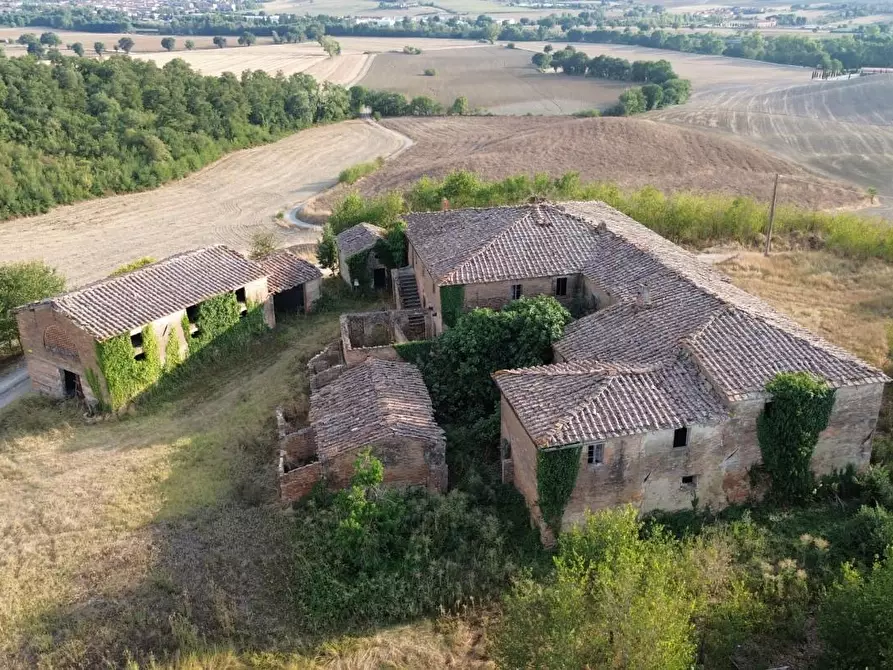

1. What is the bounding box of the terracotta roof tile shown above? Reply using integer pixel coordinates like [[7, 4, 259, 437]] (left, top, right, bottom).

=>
[[336, 223, 386, 259], [494, 357, 728, 445], [25, 245, 265, 340], [309, 357, 445, 459], [259, 251, 322, 293]]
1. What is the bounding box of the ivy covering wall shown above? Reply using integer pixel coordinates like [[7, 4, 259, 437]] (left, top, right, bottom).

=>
[[346, 250, 372, 288], [95, 325, 162, 410], [757, 372, 836, 503], [394, 340, 434, 365], [192, 293, 241, 349], [440, 285, 465, 328], [537, 445, 583, 534]]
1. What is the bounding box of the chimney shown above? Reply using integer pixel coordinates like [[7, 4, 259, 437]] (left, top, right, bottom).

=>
[[636, 284, 652, 309], [441, 198, 450, 211]]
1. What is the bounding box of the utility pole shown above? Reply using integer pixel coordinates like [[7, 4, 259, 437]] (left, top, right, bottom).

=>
[[764, 173, 780, 256]]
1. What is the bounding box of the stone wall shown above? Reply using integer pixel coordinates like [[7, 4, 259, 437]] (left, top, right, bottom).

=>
[[322, 438, 436, 491], [304, 278, 321, 312], [339, 309, 430, 367], [408, 240, 443, 334], [812, 382, 884, 474], [501, 397, 546, 529], [463, 275, 580, 312]]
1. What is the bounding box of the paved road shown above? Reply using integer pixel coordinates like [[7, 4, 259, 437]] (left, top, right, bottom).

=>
[[0, 359, 30, 410]]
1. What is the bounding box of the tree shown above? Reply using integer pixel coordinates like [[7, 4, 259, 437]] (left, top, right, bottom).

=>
[[26, 42, 45, 59], [39, 31, 60, 47], [868, 186, 878, 204], [409, 96, 442, 116], [484, 23, 499, 43], [532, 52, 552, 70], [641, 82, 664, 109], [70, 42, 84, 57], [449, 96, 469, 116], [316, 224, 338, 270], [493, 507, 702, 670], [213, 35, 227, 49], [160, 37, 176, 52], [543, 43, 553, 52], [319, 35, 341, 57], [94, 41, 105, 56], [238, 31, 257, 47], [16, 34, 37, 46], [0, 262, 66, 354], [184, 39, 195, 50], [618, 87, 647, 115], [117, 37, 135, 54]]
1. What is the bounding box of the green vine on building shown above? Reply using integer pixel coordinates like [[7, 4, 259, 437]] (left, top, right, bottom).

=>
[[757, 371, 836, 503], [537, 445, 583, 534], [440, 284, 465, 328], [95, 325, 162, 410]]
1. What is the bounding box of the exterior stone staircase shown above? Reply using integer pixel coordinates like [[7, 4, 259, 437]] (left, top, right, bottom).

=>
[[395, 267, 425, 336]]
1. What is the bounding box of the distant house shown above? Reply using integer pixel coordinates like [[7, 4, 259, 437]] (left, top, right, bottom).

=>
[[16, 245, 321, 406], [336, 223, 389, 290], [277, 356, 448, 501], [472, 201, 889, 540]]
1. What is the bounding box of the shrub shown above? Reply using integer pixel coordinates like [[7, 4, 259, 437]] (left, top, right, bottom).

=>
[[819, 558, 893, 668], [423, 68, 436, 76], [327, 191, 405, 235], [859, 465, 893, 508], [290, 451, 525, 631], [838, 504, 893, 564], [492, 507, 703, 670], [403, 45, 422, 55], [757, 372, 835, 503], [110, 257, 156, 276], [248, 231, 277, 260], [337, 156, 385, 185], [572, 108, 601, 117]]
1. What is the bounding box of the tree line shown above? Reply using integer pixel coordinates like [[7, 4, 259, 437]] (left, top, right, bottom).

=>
[[0, 52, 453, 221], [3, 5, 893, 68], [534, 46, 692, 114]]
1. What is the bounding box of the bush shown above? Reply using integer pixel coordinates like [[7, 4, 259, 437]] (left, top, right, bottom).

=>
[[110, 257, 156, 276], [327, 191, 405, 235], [419, 296, 571, 423], [290, 451, 526, 631], [859, 465, 893, 508], [338, 156, 385, 185], [423, 68, 436, 76], [819, 558, 893, 668], [838, 504, 893, 564], [492, 507, 703, 670]]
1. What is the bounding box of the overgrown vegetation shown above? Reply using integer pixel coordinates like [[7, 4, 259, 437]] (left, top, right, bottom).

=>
[[110, 257, 157, 276], [0, 261, 66, 356], [537, 446, 582, 534], [334, 170, 893, 264], [413, 296, 571, 423], [95, 325, 162, 410], [337, 156, 385, 185], [757, 372, 836, 503]]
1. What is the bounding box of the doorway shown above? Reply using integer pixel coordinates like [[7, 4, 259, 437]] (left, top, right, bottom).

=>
[[373, 268, 388, 290], [62, 369, 84, 400]]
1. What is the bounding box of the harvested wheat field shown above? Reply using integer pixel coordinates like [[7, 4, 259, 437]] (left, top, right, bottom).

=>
[[0, 121, 409, 287], [653, 75, 893, 215], [358, 45, 628, 114], [313, 116, 864, 214], [516, 41, 810, 91]]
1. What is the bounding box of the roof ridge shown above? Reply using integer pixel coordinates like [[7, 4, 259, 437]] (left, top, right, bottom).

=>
[[436, 208, 529, 284], [540, 374, 615, 447]]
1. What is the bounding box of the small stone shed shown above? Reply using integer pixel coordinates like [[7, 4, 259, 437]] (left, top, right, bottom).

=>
[[336, 223, 389, 290], [259, 250, 323, 313], [339, 308, 431, 366], [278, 356, 448, 501]]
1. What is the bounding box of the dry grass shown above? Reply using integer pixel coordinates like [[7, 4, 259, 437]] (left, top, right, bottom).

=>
[[357, 45, 628, 115], [310, 116, 864, 215], [0, 121, 409, 287], [717, 250, 893, 367]]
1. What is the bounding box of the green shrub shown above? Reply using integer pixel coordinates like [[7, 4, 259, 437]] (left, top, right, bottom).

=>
[[819, 558, 893, 668], [393, 339, 434, 365], [838, 505, 893, 564], [859, 465, 893, 508], [757, 372, 835, 503], [327, 191, 405, 235], [423, 68, 436, 76], [492, 507, 703, 670], [337, 156, 385, 185], [572, 108, 601, 117], [290, 450, 525, 631], [110, 257, 156, 276]]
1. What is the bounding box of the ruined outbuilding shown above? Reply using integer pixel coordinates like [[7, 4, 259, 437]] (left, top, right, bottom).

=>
[[278, 356, 447, 501]]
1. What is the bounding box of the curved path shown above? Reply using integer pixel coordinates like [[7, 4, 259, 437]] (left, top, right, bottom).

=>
[[0, 120, 410, 287]]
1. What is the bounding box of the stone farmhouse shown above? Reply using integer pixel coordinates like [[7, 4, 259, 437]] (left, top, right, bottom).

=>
[[336, 222, 389, 290], [16, 245, 321, 405], [402, 201, 888, 538], [278, 354, 447, 501]]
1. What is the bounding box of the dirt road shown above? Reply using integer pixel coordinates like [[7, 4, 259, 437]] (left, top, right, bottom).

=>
[[0, 360, 29, 410], [0, 121, 410, 287]]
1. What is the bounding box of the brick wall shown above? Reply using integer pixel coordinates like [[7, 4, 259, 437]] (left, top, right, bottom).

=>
[[322, 437, 434, 491], [501, 397, 546, 530], [812, 382, 883, 474], [279, 459, 322, 502], [464, 275, 579, 312]]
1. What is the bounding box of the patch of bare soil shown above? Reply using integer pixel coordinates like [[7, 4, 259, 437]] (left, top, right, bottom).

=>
[[315, 116, 864, 212]]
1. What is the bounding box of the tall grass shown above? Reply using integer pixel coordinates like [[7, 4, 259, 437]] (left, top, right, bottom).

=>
[[337, 156, 385, 185], [392, 171, 893, 263]]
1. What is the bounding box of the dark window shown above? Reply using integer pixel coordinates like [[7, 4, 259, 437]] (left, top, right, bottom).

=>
[[555, 277, 568, 297], [235, 287, 247, 303], [682, 475, 696, 486], [511, 284, 523, 300], [673, 426, 689, 448], [130, 331, 143, 350], [764, 401, 775, 418], [587, 443, 604, 465], [186, 304, 200, 323]]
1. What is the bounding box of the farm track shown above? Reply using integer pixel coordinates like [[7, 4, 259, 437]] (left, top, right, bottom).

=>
[[0, 121, 408, 287]]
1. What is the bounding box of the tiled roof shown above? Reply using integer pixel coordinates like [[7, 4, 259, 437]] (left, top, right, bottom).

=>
[[309, 357, 445, 459], [405, 204, 602, 286], [336, 223, 386, 259], [494, 356, 728, 446], [552, 201, 887, 400], [22, 246, 266, 340], [259, 251, 322, 293]]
